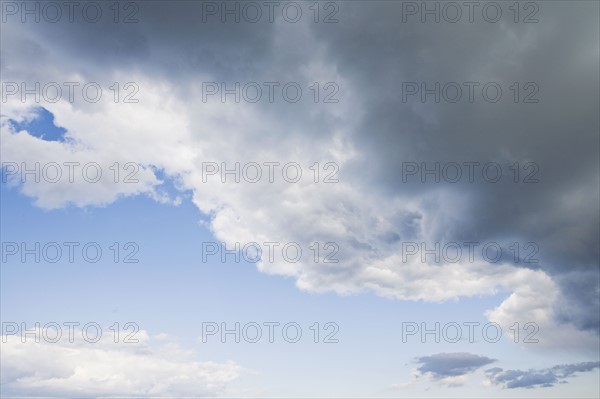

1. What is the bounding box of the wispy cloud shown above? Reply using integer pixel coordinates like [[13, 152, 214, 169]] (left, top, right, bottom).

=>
[[486, 361, 600, 389]]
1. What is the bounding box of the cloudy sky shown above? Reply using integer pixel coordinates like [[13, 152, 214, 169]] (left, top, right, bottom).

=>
[[1, 0, 599, 397]]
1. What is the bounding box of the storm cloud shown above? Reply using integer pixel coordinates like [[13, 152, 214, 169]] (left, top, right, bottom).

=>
[[1, 0, 598, 353]]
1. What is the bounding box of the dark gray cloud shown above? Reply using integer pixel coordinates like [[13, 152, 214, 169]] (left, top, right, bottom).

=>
[[311, 1, 600, 333], [416, 352, 496, 378], [486, 361, 600, 389]]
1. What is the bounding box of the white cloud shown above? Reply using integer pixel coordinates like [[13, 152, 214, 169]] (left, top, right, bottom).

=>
[[0, 328, 243, 397]]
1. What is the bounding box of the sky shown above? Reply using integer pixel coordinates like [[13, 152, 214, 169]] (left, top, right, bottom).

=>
[[0, 0, 599, 397]]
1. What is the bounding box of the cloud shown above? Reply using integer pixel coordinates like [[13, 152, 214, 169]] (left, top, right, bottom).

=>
[[0, 327, 243, 397], [1, 0, 598, 353], [309, 0, 600, 334], [416, 352, 496, 379], [486, 361, 600, 389]]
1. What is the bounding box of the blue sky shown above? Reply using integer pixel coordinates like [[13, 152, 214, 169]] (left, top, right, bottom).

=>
[[1, 1, 599, 397], [6, 107, 66, 142]]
